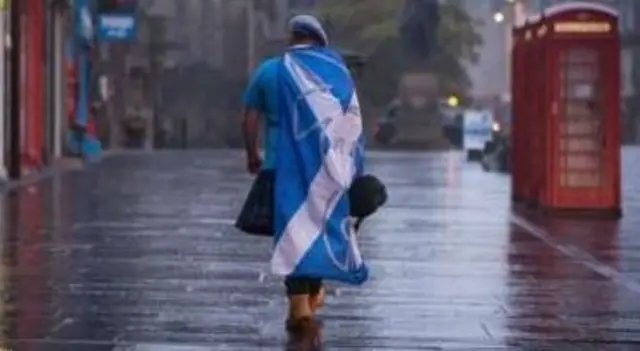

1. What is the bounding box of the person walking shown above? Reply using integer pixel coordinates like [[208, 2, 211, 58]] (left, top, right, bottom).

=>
[[241, 15, 369, 333]]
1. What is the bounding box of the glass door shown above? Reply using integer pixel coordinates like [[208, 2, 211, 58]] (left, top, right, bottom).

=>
[[557, 46, 605, 204]]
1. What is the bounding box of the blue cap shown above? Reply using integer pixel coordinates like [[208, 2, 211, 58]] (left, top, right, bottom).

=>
[[289, 15, 328, 46]]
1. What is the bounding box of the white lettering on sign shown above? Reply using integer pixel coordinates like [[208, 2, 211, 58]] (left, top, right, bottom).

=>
[[99, 15, 136, 39], [102, 17, 134, 28]]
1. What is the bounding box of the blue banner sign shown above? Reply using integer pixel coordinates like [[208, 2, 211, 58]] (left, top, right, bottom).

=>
[[97, 14, 138, 41]]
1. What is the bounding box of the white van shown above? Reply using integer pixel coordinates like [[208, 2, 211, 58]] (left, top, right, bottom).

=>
[[462, 109, 494, 161]]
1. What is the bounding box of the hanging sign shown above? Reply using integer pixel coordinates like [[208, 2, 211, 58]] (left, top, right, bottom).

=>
[[97, 14, 138, 41]]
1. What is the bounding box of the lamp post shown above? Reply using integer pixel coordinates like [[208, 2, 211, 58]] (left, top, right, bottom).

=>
[[492, 0, 527, 104]]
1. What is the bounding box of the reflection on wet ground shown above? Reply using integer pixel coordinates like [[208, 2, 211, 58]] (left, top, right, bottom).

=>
[[0, 148, 639, 350]]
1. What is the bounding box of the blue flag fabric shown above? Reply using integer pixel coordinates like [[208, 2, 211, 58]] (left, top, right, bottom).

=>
[[271, 45, 368, 285]]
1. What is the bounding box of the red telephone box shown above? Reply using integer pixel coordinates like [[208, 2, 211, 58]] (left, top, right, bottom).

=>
[[511, 17, 541, 205], [532, 15, 552, 208], [512, 3, 622, 217], [510, 24, 524, 201], [529, 16, 546, 207]]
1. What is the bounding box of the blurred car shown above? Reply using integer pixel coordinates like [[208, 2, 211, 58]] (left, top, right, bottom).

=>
[[481, 124, 510, 173]]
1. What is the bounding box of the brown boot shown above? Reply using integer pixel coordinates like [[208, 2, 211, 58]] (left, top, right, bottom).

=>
[[286, 294, 314, 333], [285, 316, 321, 335]]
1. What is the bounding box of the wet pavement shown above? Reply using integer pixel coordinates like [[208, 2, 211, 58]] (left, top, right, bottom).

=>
[[1, 148, 640, 350]]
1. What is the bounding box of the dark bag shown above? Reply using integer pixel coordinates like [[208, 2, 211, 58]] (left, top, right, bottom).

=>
[[349, 174, 387, 218], [349, 174, 388, 230], [234, 169, 275, 236], [235, 171, 387, 236]]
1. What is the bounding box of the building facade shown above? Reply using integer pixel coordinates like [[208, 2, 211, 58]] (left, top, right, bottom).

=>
[[129, 0, 318, 148], [1, 0, 69, 180], [141, 0, 316, 69]]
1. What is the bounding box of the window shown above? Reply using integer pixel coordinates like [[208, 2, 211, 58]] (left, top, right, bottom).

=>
[[559, 47, 603, 188]]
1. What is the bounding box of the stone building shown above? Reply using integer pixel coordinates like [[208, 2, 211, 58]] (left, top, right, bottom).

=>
[[121, 0, 318, 148]]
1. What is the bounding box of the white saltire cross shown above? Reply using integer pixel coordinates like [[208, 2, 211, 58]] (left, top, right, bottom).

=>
[[271, 53, 365, 275], [285, 53, 363, 188]]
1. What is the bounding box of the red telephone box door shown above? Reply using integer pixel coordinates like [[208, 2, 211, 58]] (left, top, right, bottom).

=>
[[510, 27, 524, 201], [552, 43, 616, 209]]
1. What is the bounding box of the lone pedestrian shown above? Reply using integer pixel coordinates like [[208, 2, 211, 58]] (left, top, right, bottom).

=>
[[241, 14, 368, 333]]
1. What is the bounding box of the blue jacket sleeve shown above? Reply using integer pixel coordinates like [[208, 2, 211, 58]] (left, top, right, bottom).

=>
[[242, 63, 267, 110]]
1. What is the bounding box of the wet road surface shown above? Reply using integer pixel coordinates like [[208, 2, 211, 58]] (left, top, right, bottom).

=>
[[1, 148, 640, 350]]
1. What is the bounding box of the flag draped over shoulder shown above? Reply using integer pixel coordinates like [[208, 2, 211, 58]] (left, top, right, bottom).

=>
[[271, 45, 368, 285]]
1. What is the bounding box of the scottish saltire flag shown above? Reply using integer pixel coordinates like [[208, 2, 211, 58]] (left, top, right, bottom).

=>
[[271, 45, 368, 285]]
